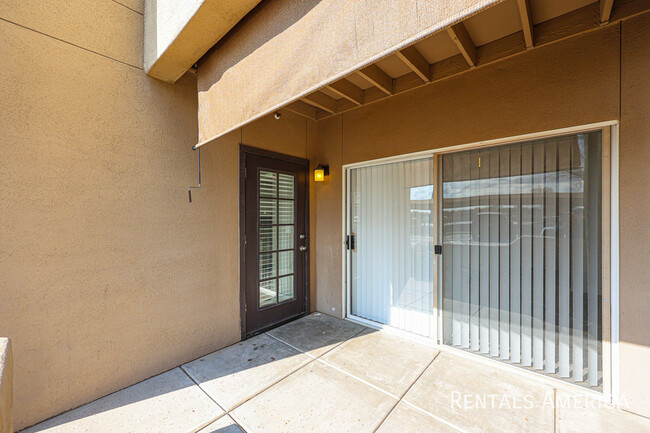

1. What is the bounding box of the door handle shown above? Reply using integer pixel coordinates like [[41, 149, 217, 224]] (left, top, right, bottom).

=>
[[299, 245, 307, 252], [345, 234, 356, 251]]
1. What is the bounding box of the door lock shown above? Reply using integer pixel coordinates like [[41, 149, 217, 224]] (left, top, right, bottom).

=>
[[299, 245, 307, 252]]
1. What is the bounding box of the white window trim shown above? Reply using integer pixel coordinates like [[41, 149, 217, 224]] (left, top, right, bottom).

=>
[[341, 120, 620, 405]]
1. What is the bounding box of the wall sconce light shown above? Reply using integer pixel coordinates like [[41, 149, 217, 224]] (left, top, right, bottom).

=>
[[314, 164, 329, 182]]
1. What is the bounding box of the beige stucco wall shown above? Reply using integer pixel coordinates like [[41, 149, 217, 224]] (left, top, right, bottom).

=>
[[619, 13, 650, 418], [2, 0, 647, 429], [315, 19, 650, 417], [144, 0, 261, 82], [0, 339, 12, 433], [0, 0, 245, 429]]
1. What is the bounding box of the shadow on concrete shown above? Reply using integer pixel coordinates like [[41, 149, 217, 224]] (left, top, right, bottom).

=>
[[21, 312, 371, 432]]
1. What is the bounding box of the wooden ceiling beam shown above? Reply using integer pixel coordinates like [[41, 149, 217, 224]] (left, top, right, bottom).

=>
[[447, 22, 476, 67], [395, 46, 431, 82], [357, 64, 393, 95], [516, 0, 534, 48], [284, 100, 318, 120], [326, 79, 364, 106], [302, 91, 338, 114], [283, 1, 650, 120], [600, 0, 615, 22]]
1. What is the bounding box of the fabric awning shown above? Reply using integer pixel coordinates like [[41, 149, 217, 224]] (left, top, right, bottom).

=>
[[195, 0, 501, 148]]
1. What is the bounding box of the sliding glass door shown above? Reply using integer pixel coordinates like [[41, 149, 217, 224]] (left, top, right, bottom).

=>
[[345, 129, 606, 390], [347, 157, 435, 337], [440, 131, 603, 389]]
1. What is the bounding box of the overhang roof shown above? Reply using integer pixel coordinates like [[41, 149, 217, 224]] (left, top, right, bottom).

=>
[[195, 0, 648, 148], [144, 0, 262, 83]]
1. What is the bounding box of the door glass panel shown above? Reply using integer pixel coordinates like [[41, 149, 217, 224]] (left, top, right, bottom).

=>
[[278, 251, 293, 276], [349, 157, 435, 338], [260, 199, 277, 225], [440, 131, 602, 390], [279, 200, 294, 224], [279, 225, 294, 250], [257, 170, 297, 309], [279, 276, 295, 302], [259, 252, 277, 280], [259, 279, 277, 308], [259, 226, 277, 252], [260, 171, 278, 197], [279, 174, 294, 199]]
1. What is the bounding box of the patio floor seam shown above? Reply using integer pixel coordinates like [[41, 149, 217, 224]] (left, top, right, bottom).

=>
[[369, 350, 473, 433], [179, 321, 370, 432], [315, 357, 401, 400], [262, 322, 475, 433], [182, 352, 317, 432], [264, 332, 319, 359], [178, 365, 230, 433], [206, 325, 371, 432]]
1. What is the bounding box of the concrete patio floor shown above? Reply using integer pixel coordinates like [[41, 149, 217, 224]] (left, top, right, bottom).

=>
[[22, 313, 650, 433]]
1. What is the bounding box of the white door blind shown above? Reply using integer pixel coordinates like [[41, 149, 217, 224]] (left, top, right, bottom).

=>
[[441, 131, 602, 389], [349, 157, 435, 337]]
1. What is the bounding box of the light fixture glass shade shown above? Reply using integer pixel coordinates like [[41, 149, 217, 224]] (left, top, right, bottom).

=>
[[314, 164, 329, 182]]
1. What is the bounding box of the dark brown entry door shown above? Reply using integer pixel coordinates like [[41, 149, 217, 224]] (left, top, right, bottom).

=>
[[242, 147, 309, 337]]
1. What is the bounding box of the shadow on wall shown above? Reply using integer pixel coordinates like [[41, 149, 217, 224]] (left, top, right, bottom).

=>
[[20, 313, 371, 432]]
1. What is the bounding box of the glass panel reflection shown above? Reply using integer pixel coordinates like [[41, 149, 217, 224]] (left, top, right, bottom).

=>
[[259, 252, 277, 280], [440, 131, 602, 390], [260, 199, 277, 225], [259, 226, 277, 252], [349, 157, 435, 338], [279, 174, 294, 199], [279, 200, 294, 224], [260, 171, 277, 198], [278, 250, 293, 276], [279, 276, 294, 302], [259, 279, 277, 308], [279, 225, 294, 250]]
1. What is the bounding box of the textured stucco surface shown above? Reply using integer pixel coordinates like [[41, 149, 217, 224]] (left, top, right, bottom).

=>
[[314, 22, 650, 418], [144, 0, 203, 63], [0, 0, 144, 68], [144, 0, 261, 82], [619, 12, 650, 418], [0, 4, 243, 430], [0, 339, 12, 433], [196, 0, 502, 143]]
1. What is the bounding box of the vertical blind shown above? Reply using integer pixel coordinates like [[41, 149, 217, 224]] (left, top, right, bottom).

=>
[[349, 157, 435, 337], [441, 131, 602, 389]]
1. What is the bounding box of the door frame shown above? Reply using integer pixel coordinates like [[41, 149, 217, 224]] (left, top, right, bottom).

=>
[[341, 120, 619, 403], [239, 145, 310, 339]]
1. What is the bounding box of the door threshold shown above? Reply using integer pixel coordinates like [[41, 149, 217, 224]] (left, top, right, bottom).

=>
[[245, 311, 307, 339]]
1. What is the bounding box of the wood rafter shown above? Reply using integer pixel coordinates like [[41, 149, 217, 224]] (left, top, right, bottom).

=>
[[281, 1, 649, 122], [395, 46, 430, 82], [302, 91, 338, 114], [326, 79, 364, 106], [447, 22, 476, 67], [357, 64, 393, 95], [284, 100, 318, 120], [516, 0, 534, 48], [600, 0, 614, 22]]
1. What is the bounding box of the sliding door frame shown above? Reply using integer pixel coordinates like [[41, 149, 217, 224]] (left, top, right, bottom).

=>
[[343, 153, 438, 341], [342, 120, 619, 404]]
